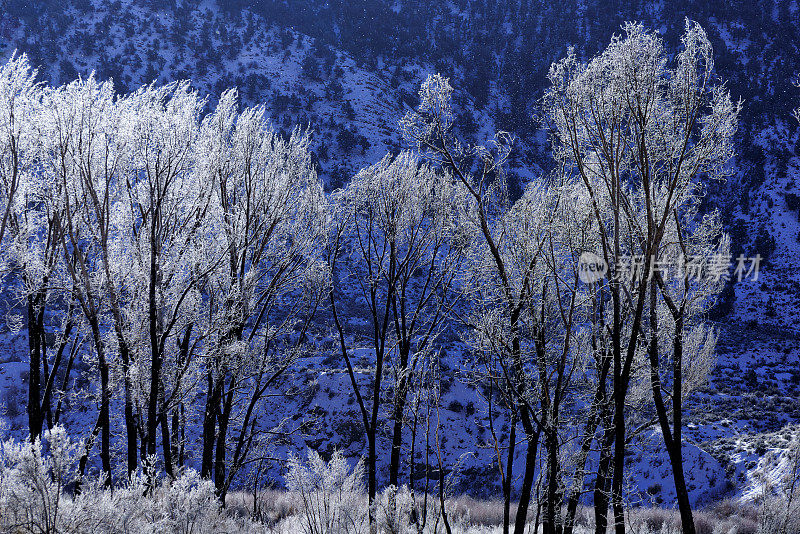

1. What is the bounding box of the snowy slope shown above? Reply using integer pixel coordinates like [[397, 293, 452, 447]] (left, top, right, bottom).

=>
[[1, 0, 800, 508]]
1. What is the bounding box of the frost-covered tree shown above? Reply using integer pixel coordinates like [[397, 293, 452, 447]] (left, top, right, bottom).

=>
[[0, 54, 51, 443], [0, 53, 39, 251], [0, 425, 77, 532], [106, 82, 220, 479], [400, 73, 596, 534], [0, 55, 85, 452], [0, 56, 332, 495], [400, 77, 546, 534], [543, 20, 739, 534], [40, 74, 121, 485], [197, 89, 327, 500], [0, 427, 253, 533], [401, 19, 738, 533], [377, 157, 465, 495], [328, 151, 465, 529]]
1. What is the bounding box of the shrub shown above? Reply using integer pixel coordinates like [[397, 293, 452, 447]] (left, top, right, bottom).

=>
[[0, 425, 77, 533], [285, 449, 367, 534], [0, 427, 254, 534]]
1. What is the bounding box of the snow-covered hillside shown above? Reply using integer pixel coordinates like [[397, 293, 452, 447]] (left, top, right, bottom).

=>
[[1, 0, 800, 517]]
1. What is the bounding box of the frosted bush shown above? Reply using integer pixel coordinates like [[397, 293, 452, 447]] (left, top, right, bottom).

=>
[[0, 425, 77, 533], [285, 449, 367, 534], [376, 485, 414, 533], [0, 428, 258, 533], [115, 469, 236, 534], [751, 435, 800, 534], [372, 486, 484, 534]]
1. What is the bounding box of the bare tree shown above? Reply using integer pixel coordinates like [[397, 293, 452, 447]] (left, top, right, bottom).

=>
[[543, 20, 740, 533], [114, 82, 213, 473], [0, 53, 65, 445], [327, 151, 464, 530], [399, 74, 595, 534], [42, 75, 120, 486], [197, 89, 327, 501]]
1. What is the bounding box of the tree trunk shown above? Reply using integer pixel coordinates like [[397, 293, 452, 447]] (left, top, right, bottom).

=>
[[121, 345, 138, 477], [53, 340, 79, 427], [107, 239, 139, 475], [40, 302, 74, 432], [88, 319, 112, 487], [513, 423, 539, 534], [612, 395, 626, 534], [146, 245, 160, 458], [201, 370, 221, 479], [543, 427, 561, 534], [647, 284, 695, 534], [671, 313, 694, 534], [563, 432, 596, 534], [160, 410, 174, 478], [98, 342, 112, 487], [367, 426, 377, 531], [503, 413, 516, 534], [389, 344, 410, 488], [27, 296, 43, 441], [564, 357, 610, 534], [594, 422, 615, 534], [215, 377, 235, 501], [438, 454, 453, 534], [171, 407, 182, 469]]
